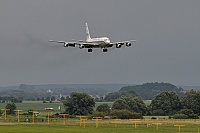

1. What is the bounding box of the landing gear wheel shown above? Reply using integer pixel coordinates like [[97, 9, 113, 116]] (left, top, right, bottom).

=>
[[88, 49, 92, 52], [103, 49, 108, 52]]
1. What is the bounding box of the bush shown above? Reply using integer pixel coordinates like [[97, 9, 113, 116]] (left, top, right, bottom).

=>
[[92, 111, 106, 118], [173, 109, 199, 119], [188, 113, 199, 119], [173, 114, 189, 119], [178, 109, 194, 116], [111, 109, 143, 119]]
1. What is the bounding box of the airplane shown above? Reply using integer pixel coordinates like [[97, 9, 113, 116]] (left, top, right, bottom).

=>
[[49, 23, 136, 52]]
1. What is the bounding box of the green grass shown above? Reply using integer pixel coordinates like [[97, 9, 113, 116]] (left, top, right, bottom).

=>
[[0, 120, 200, 133], [1, 101, 200, 132], [0, 101, 114, 114], [0, 100, 150, 112], [0, 101, 65, 113]]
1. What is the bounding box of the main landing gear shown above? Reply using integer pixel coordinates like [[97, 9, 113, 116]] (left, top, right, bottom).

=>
[[88, 49, 93, 52], [103, 49, 108, 52], [87, 48, 108, 52]]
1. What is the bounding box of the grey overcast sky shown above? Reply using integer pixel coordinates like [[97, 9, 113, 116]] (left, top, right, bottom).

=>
[[0, 0, 199, 86]]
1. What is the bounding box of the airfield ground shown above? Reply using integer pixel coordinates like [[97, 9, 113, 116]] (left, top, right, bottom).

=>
[[0, 119, 200, 133], [1, 101, 200, 133]]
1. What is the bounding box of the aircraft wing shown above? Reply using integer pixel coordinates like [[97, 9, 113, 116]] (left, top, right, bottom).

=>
[[49, 40, 102, 48], [112, 40, 137, 48], [114, 40, 136, 44], [49, 40, 66, 43], [49, 40, 82, 47]]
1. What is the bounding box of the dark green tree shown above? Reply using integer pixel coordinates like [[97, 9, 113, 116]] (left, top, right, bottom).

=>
[[41, 97, 45, 101], [0, 110, 3, 116], [112, 98, 128, 110], [150, 91, 181, 115], [5, 103, 16, 115], [96, 103, 111, 115], [51, 96, 56, 101], [11, 97, 23, 103], [46, 97, 50, 101], [181, 90, 200, 115], [105, 91, 137, 101], [63, 92, 95, 115], [112, 96, 147, 115], [61, 96, 65, 100]]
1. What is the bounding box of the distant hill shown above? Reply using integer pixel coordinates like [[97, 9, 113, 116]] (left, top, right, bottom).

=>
[[0, 84, 130, 100], [0, 83, 195, 101], [105, 83, 185, 101], [179, 86, 200, 90]]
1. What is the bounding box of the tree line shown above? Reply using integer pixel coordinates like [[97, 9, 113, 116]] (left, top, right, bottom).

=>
[[0, 96, 23, 103], [1, 90, 200, 119], [63, 90, 200, 119]]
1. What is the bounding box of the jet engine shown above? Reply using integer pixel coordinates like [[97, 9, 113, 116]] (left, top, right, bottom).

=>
[[126, 42, 131, 47], [116, 44, 122, 48], [79, 44, 84, 49], [64, 43, 69, 47]]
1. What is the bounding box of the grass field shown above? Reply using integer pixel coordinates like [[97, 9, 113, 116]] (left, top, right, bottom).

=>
[[0, 101, 65, 114], [1, 101, 200, 132], [0, 101, 114, 112], [1, 119, 200, 133], [0, 101, 149, 112]]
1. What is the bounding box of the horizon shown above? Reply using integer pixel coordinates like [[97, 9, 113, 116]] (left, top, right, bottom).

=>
[[0, 82, 200, 88]]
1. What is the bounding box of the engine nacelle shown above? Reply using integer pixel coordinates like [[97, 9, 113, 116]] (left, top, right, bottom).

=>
[[64, 43, 69, 47], [126, 42, 131, 47], [116, 44, 122, 48], [79, 44, 84, 49]]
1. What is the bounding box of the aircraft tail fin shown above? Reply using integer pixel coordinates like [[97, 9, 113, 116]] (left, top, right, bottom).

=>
[[86, 23, 91, 41]]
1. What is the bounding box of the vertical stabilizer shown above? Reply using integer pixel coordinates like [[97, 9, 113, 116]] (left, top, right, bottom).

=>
[[86, 23, 91, 41]]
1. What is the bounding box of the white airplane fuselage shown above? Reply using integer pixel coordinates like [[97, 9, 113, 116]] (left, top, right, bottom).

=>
[[86, 37, 111, 47]]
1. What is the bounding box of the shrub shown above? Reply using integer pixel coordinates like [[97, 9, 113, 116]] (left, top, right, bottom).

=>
[[188, 113, 199, 119], [92, 111, 105, 118], [111, 109, 143, 119], [173, 114, 189, 119], [173, 109, 199, 119]]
